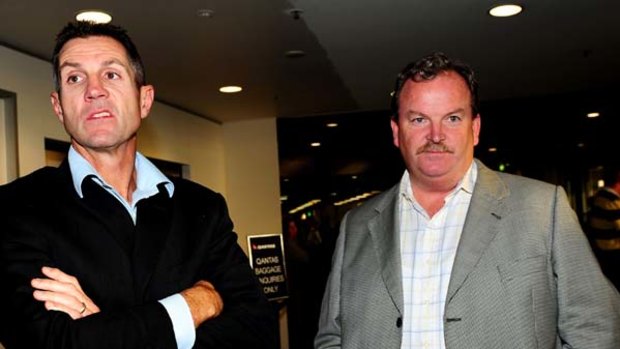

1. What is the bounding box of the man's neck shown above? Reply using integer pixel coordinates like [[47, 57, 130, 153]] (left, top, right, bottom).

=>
[[407, 162, 473, 218], [410, 177, 459, 218], [72, 142, 138, 203]]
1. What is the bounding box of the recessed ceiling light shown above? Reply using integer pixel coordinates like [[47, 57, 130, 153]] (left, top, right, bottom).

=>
[[75, 10, 112, 24], [488, 147, 498, 152], [489, 4, 523, 17], [285, 8, 304, 20], [310, 142, 321, 147], [285, 50, 306, 58], [219, 86, 242, 93], [197, 9, 214, 18], [587, 112, 600, 118], [326, 122, 338, 128]]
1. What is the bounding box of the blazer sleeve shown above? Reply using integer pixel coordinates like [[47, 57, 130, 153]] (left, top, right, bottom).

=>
[[552, 186, 620, 347], [190, 193, 279, 349], [0, 186, 178, 349], [314, 212, 347, 349]]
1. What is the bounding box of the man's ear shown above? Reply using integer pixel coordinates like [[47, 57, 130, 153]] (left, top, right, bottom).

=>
[[472, 114, 481, 146], [390, 117, 400, 148], [139, 85, 155, 119], [50, 92, 64, 122]]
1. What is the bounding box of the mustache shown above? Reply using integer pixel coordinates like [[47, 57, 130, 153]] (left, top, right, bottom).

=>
[[416, 142, 454, 154]]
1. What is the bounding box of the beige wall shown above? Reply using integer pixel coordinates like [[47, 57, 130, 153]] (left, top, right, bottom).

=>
[[0, 99, 7, 184], [0, 94, 18, 183], [222, 118, 288, 349], [222, 118, 283, 253], [139, 102, 227, 192], [0, 45, 66, 177], [0, 44, 287, 348]]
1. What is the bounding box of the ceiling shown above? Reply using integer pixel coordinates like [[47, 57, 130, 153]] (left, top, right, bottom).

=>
[[2, 0, 620, 210], [2, 0, 619, 123]]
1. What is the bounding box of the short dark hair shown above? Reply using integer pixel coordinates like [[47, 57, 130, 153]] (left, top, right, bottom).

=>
[[390, 52, 479, 120], [52, 21, 146, 92]]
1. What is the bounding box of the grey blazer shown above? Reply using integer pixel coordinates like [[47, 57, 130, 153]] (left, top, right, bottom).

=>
[[315, 160, 620, 349]]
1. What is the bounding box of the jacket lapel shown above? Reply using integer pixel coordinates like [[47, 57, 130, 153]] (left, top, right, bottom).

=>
[[446, 160, 509, 302], [53, 162, 136, 301], [132, 184, 173, 299], [368, 185, 404, 314], [57, 161, 136, 256]]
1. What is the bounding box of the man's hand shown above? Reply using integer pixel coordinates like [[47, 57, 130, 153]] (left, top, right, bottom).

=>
[[181, 280, 223, 328], [31, 266, 101, 319]]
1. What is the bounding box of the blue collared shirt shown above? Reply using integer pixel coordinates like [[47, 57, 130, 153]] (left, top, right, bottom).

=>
[[68, 147, 174, 223], [68, 146, 195, 349]]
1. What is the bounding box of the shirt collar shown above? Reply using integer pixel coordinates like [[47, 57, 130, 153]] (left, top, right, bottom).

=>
[[68, 146, 174, 198]]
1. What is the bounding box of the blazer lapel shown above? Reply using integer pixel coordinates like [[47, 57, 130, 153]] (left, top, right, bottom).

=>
[[446, 161, 509, 302], [368, 185, 404, 314], [58, 161, 136, 256], [52, 162, 135, 301], [132, 184, 173, 299]]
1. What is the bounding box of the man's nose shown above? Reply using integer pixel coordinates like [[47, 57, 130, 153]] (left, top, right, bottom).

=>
[[85, 76, 108, 100], [427, 122, 445, 143]]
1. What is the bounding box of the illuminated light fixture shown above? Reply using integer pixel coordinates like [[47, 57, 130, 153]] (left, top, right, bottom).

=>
[[597, 179, 605, 188], [334, 191, 380, 207], [289, 199, 321, 214], [587, 112, 600, 118], [285, 50, 306, 58], [577, 143, 585, 148], [351, 175, 358, 179], [219, 86, 242, 93], [499, 163, 506, 172], [197, 9, 214, 18], [489, 4, 523, 17], [280, 195, 288, 201], [285, 8, 304, 20], [310, 142, 321, 147], [326, 122, 338, 128], [76, 10, 112, 23], [488, 147, 498, 152]]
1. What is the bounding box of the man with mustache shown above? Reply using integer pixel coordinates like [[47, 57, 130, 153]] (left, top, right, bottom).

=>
[[315, 52, 620, 349], [0, 21, 277, 348]]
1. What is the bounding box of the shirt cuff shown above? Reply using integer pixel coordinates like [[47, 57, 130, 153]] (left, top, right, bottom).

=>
[[159, 293, 196, 349]]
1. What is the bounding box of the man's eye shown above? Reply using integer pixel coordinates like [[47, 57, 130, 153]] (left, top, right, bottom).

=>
[[447, 115, 461, 122], [411, 117, 426, 124], [66, 75, 83, 84], [105, 72, 120, 80]]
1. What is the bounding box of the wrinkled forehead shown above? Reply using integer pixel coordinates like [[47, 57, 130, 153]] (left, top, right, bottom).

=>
[[402, 72, 471, 100], [59, 36, 130, 65]]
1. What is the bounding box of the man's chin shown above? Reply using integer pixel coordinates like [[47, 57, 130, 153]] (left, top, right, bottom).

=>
[[416, 157, 453, 175], [417, 152, 452, 164]]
